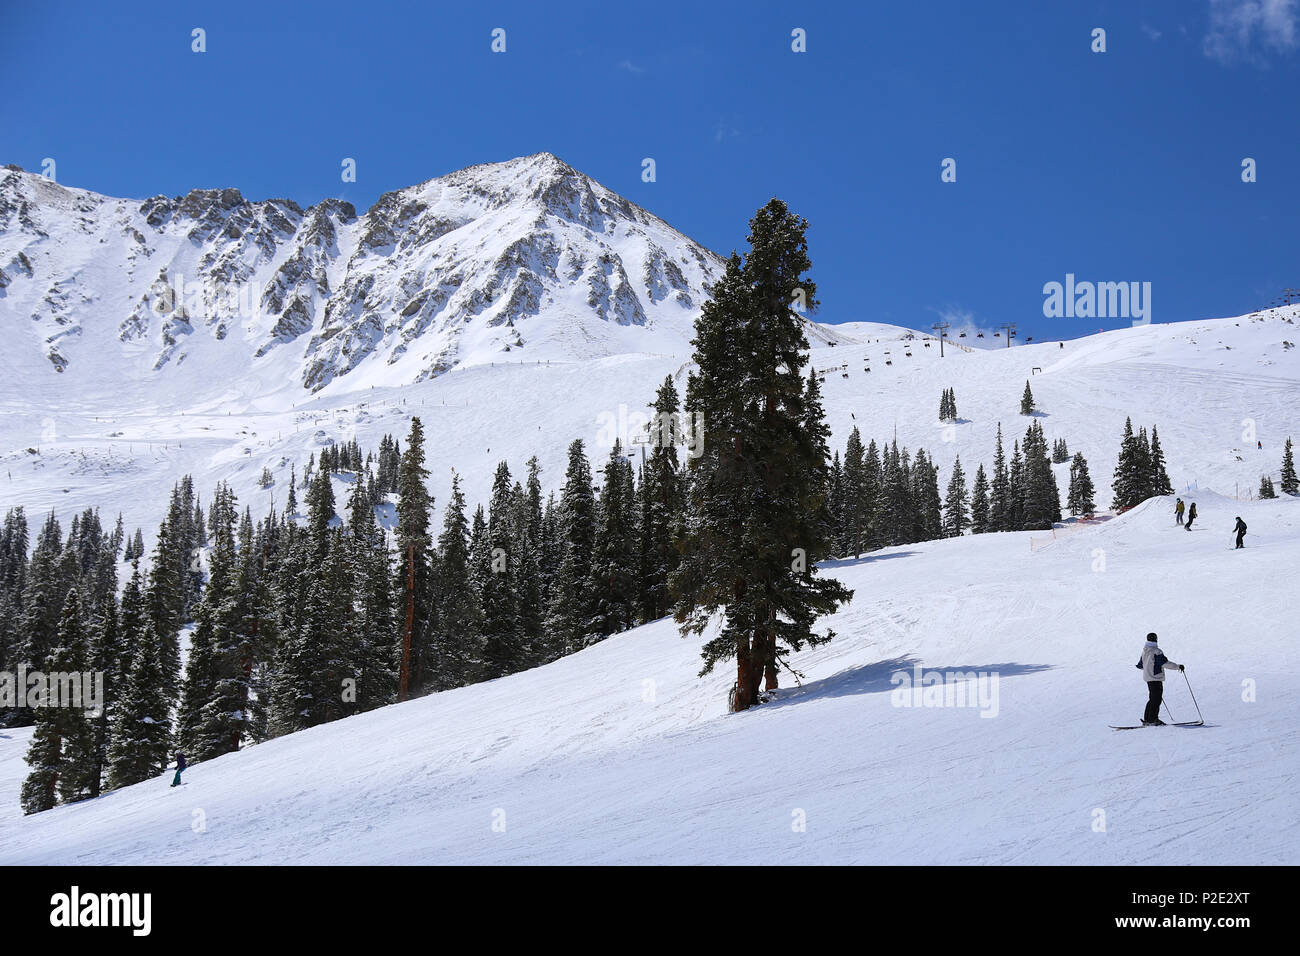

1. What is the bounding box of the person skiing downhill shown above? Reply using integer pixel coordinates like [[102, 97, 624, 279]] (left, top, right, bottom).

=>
[[1185, 502, 1197, 531], [1136, 633, 1183, 726], [1234, 516, 1247, 549], [171, 751, 187, 788], [1175, 498, 1185, 525]]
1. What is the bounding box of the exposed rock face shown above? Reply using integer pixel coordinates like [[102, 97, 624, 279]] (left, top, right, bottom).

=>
[[0, 154, 723, 392]]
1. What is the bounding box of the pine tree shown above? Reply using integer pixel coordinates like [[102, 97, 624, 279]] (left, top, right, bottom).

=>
[[1281, 437, 1299, 495], [943, 456, 969, 537], [285, 465, 298, 515], [1111, 418, 1143, 510], [670, 201, 851, 711], [590, 443, 639, 640], [144, 522, 184, 706], [1258, 475, 1277, 499], [343, 478, 395, 711], [827, 451, 846, 555], [481, 461, 521, 678], [912, 449, 943, 541], [989, 425, 1010, 532], [1020, 381, 1036, 415], [303, 469, 336, 554], [1021, 421, 1060, 530], [1149, 426, 1173, 496], [394, 418, 433, 699], [20, 591, 96, 812], [106, 623, 172, 789], [86, 595, 121, 798], [269, 533, 353, 733], [1008, 441, 1025, 530], [547, 439, 597, 656], [432, 473, 481, 687], [639, 377, 683, 621], [939, 387, 957, 422], [1067, 452, 1096, 516], [842, 428, 869, 557], [970, 464, 991, 533]]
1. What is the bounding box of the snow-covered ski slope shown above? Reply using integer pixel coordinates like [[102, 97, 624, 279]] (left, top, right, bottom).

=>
[[1, 490, 1296, 864], [3, 310, 1297, 555]]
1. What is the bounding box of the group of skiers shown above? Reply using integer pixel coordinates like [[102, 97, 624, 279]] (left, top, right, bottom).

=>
[[1174, 498, 1247, 548]]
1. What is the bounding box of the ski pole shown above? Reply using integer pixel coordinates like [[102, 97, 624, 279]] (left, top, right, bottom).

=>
[[1161, 695, 1176, 724], [1182, 668, 1204, 723]]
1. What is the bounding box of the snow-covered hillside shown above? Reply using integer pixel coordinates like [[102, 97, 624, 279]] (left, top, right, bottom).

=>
[[2, 307, 1295, 562], [2, 490, 1295, 865]]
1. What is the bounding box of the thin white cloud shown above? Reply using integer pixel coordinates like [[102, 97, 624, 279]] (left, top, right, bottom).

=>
[[1141, 23, 1163, 41], [1203, 0, 1299, 63], [617, 59, 645, 74], [712, 118, 741, 144]]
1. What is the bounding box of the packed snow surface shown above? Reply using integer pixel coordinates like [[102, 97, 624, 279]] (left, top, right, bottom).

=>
[[0, 490, 1296, 864]]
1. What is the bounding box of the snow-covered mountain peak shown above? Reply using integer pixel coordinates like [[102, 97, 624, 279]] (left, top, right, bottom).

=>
[[0, 154, 725, 399]]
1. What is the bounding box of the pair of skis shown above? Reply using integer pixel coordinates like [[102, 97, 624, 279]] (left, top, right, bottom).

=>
[[1111, 668, 1205, 730]]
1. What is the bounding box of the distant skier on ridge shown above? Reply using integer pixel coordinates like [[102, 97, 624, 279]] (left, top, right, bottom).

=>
[[1136, 633, 1183, 726]]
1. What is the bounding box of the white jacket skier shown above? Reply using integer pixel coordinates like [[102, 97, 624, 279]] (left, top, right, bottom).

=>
[[1136, 632, 1183, 726], [1137, 639, 1180, 682]]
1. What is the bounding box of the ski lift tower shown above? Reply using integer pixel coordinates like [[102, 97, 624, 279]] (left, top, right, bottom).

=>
[[999, 322, 1017, 348], [930, 321, 950, 357]]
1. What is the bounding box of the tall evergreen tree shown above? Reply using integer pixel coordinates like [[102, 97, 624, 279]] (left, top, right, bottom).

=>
[[106, 619, 172, 789], [432, 473, 481, 687], [970, 464, 991, 534], [639, 377, 683, 621], [1281, 437, 1298, 495], [989, 425, 1010, 532], [670, 200, 851, 711], [481, 461, 521, 678], [393, 418, 433, 699], [1067, 452, 1096, 516], [547, 439, 597, 656], [21, 591, 96, 812], [842, 428, 869, 557], [943, 456, 969, 537], [591, 443, 639, 640], [1020, 381, 1036, 415], [1111, 417, 1144, 510]]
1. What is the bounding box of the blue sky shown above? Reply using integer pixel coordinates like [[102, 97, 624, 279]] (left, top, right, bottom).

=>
[[3, 0, 1298, 342]]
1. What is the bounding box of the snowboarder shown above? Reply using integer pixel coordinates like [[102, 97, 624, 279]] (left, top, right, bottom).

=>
[[1136, 633, 1183, 726], [1234, 516, 1247, 549], [171, 751, 187, 788], [1185, 502, 1197, 530], [1175, 498, 1185, 525]]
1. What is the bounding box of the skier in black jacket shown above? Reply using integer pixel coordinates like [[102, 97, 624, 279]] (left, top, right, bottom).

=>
[[171, 751, 187, 788], [1234, 516, 1247, 549], [1184, 502, 1197, 531]]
